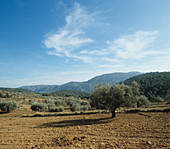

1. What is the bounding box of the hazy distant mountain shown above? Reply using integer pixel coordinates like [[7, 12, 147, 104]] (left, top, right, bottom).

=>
[[0, 87, 34, 94], [20, 71, 141, 93]]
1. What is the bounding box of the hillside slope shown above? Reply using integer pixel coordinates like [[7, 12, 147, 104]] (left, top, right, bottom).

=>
[[123, 72, 170, 101], [20, 72, 141, 93]]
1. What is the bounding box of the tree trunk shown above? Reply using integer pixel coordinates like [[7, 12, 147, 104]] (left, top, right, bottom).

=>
[[111, 108, 117, 118], [7, 106, 10, 113]]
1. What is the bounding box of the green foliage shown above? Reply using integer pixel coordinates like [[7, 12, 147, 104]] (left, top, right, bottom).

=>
[[31, 102, 48, 112], [0, 100, 18, 112], [70, 103, 81, 112], [155, 97, 164, 104], [47, 90, 90, 99], [165, 93, 170, 101], [55, 99, 67, 106], [0, 93, 11, 98], [137, 95, 150, 107], [0, 87, 34, 93], [57, 106, 64, 112], [81, 105, 88, 111], [123, 72, 170, 101], [81, 101, 90, 106], [47, 103, 56, 112], [30, 102, 65, 112], [67, 98, 80, 106], [45, 99, 53, 104], [69, 98, 89, 112], [28, 99, 34, 105], [90, 82, 140, 117]]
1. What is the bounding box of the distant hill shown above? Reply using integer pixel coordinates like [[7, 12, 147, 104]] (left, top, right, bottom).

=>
[[123, 72, 170, 101], [44, 90, 90, 99], [20, 71, 141, 93], [0, 87, 34, 94]]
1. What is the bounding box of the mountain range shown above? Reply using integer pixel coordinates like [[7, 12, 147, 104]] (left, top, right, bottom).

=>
[[20, 71, 141, 93]]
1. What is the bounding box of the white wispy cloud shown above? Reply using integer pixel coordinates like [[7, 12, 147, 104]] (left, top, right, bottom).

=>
[[44, 3, 95, 62], [106, 30, 159, 59], [45, 30, 94, 56], [44, 2, 166, 68]]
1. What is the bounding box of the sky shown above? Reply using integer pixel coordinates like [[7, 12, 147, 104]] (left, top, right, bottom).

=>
[[0, 0, 169, 88]]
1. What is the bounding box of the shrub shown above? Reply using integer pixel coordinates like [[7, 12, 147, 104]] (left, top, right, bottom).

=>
[[28, 99, 34, 105], [137, 95, 150, 107], [30, 102, 64, 112], [70, 103, 81, 112], [155, 97, 164, 104], [57, 106, 64, 112], [0, 93, 11, 98], [30, 102, 47, 112], [81, 105, 88, 111], [45, 99, 53, 104], [0, 100, 18, 112], [67, 98, 80, 106], [81, 101, 89, 106], [47, 103, 56, 112], [55, 99, 66, 106]]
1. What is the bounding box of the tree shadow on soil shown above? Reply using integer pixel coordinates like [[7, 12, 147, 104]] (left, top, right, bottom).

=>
[[0, 111, 8, 114], [38, 117, 113, 128]]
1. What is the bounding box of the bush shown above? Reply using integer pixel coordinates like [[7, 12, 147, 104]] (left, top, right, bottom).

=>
[[0, 100, 18, 112], [28, 99, 34, 105], [30, 102, 47, 112], [81, 101, 89, 106], [57, 106, 64, 112], [155, 97, 164, 104], [137, 95, 150, 107], [55, 99, 66, 106], [47, 103, 56, 112], [45, 99, 53, 104], [0, 93, 11, 98], [70, 103, 78, 112], [81, 105, 88, 111], [70, 103, 81, 112], [30, 102, 65, 112]]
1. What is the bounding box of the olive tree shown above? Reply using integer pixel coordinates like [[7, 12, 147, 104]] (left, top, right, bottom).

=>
[[0, 100, 18, 113], [137, 95, 150, 107], [90, 83, 139, 118]]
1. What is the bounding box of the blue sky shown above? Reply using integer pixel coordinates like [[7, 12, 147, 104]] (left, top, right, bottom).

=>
[[0, 0, 169, 87]]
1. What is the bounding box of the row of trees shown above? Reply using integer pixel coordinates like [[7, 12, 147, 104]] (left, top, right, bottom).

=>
[[30, 97, 90, 112], [90, 82, 149, 118]]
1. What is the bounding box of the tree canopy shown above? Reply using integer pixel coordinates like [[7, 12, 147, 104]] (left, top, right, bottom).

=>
[[90, 82, 139, 118], [123, 72, 170, 101]]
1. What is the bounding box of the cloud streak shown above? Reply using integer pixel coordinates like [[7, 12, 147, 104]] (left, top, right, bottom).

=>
[[107, 30, 159, 59], [44, 3, 95, 63], [44, 2, 165, 67]]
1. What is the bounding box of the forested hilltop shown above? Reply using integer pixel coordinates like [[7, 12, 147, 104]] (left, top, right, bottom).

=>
[[0, 87, 34, 94], [123, 72, 170, 101]]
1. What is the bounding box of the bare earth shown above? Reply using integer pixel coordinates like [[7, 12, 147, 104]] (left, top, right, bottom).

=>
[[0, 111, 169, 149]]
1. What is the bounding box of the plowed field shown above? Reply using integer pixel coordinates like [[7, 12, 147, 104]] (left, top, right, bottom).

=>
[[0, 111, 169, 149]]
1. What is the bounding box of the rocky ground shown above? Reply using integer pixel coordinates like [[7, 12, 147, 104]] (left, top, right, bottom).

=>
[[0, 111, 169, 149]]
